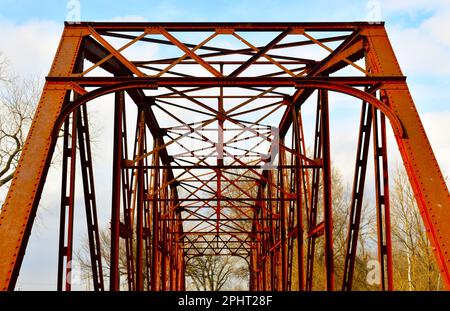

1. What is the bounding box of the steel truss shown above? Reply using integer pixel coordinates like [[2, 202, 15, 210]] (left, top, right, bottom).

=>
[[0, 22, 449, 291]]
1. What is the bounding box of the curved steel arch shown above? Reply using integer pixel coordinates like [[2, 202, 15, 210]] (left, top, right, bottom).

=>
[[55, 80, 403, 139]]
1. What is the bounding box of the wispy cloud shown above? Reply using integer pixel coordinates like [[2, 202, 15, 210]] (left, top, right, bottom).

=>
[[0, 19, 61, 76]]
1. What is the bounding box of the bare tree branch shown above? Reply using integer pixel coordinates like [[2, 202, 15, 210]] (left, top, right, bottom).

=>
[[0, 68, 41, 190], [390, 165, 443, 290]]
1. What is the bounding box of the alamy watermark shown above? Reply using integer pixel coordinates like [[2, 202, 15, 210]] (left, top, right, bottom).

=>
[[366, 259, 381, 286], [176, 115, 280, 170], [66, 0, 81, 24], [366, 0, 382, 23], [66, 259, 82, 286]]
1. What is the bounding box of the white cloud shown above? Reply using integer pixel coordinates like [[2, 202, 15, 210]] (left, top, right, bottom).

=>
[[389, 26, 450, 76], [107, 15, 148, 22], [422, 111, 450, 182], [380, 0, 448, 13], [422, 9, 450, 49], [0, 19, 62, 76], [380, 3, 450, 185], [369, 0, 450, 81], [387, 10, 450, 76]]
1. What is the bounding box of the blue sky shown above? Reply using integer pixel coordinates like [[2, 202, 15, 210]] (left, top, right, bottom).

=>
[[0, 0, 448, 111], [2, 1, 382, 22], [0, 0, 449, 290], [0, 0, 442, 24]]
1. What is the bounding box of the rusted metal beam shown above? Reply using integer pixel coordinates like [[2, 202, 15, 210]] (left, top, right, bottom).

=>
[[365, 27, 450, 289], [372, 107, 394, 291], [0, 27, 84, 290], [110, 92, 124, 291], [77, 104, 104, 291], [342, 101, 372, 291], [57, 112, 78, 291], [66, 21, 384, 31], [46, 75, 406, 86]]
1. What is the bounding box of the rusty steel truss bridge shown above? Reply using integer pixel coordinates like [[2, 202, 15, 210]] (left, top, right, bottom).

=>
[[0, 22, 449, 291]]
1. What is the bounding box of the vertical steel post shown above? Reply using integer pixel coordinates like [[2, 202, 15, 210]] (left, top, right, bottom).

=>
[[121, 103, 136, 291], [279, 138, 287, 291], [267, 173, 276, 290], [372, 105, 394, 291], [151, 139, 161, 291], [161, 169, 168, 291], [77, 104, 104, 291], [305, 91, 323, 291], [136, 113, 145, 291], [320, 89, 334, 291], [342, 101, 372, 290], [169, 188, 176, 291], [292, 106, 305, 291], [217, 68, 224, 239], [57, 111, 78, 291], [110, 91, 124, 291]]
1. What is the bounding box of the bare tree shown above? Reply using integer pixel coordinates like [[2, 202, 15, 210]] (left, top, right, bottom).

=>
[[77, 225, 249, 291], [77, 226, 143, 290], [181, 167, 255, 291], [0, 74, 40, 188], [185, 255, 248, 291], [301, 166, 374, 290], [0, 52, 10, 82], [390, 165, 443, 290], [331, 167, 374, 290], [0, 52, 97, 200]]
